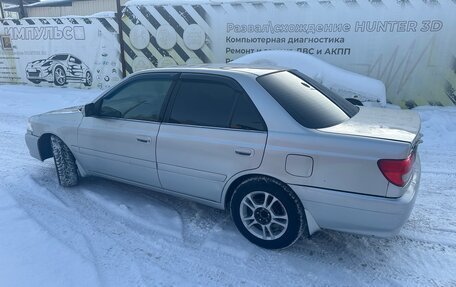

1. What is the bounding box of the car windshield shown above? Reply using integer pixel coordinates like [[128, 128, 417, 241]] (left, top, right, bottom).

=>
[[49, 54, 68, 61], [257, 70, 359, 129]]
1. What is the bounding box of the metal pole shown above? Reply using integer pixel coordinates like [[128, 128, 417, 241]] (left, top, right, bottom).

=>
[[116, 0, 126, 78], [0, 1, 5, 19], [18, 0, 27, 18]]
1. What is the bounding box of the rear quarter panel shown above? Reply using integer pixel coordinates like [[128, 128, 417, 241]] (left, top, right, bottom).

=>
[[250, 130, 411, 197]]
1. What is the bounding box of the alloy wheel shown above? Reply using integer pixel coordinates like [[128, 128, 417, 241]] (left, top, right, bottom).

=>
[[240, 191, 289, 240]]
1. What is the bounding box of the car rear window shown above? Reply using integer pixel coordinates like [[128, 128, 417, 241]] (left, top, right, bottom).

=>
[[257, 70, 359, 129]]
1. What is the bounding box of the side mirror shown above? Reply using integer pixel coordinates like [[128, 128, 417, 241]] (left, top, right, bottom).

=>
[[84, 103, 97, 117]]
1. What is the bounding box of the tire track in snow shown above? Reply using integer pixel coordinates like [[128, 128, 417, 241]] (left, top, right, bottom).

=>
[[12, 173, 250, 285], [5, 169, 348, 286], [4, 147, 456, 286]]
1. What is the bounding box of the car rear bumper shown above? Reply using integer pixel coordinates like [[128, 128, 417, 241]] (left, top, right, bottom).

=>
[[291, 156, 421, 237], [25, 132, 42, 161]]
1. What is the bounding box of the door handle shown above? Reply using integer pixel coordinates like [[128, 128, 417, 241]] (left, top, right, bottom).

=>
[[235, 148, 254, 156], [136, 136, 151, 143]]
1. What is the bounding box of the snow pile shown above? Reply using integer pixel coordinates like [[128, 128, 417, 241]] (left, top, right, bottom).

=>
[[90, 11, 116, 18], [24, 13, 116, 19], [232, 50, 386, 107]]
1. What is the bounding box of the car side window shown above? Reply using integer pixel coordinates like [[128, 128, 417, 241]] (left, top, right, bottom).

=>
[[168, 77, 266, 131], [99, 77, 173, 122], [168, 80, 237, 128], [230, 93, 266, 131]]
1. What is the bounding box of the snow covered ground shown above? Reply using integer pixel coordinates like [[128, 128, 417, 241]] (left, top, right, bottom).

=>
[[0, 84, 455, 287]]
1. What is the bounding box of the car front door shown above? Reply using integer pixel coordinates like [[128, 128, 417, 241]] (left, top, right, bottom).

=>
[[156, 73, 267, 202], [77, 73, 177, 188]]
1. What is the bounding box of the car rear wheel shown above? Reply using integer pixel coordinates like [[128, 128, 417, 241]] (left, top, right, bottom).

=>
[[50, 135, 79, 187], [230, 177, 306, 249], [84, 71, 92, 86], [54, 66, 66, 86]]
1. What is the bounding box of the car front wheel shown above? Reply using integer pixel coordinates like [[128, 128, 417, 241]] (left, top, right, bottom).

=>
[[53, 67, 66, 86], [50, 135, 79, 187], [230, 177, 306, 249]]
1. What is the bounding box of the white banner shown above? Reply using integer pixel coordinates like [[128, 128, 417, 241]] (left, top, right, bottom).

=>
[[0, 17, 122, 90], [123, 0, 456, 107]]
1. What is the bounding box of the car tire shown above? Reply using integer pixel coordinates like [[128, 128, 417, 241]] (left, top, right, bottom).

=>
[[30, 79, 41, 84], [50, 135, 79, 187], [84, 71, 92, 86], [53, 66, 66, 86], [230, 177, 306, 249]]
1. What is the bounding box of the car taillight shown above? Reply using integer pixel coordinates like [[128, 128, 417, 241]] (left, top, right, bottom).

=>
[[378, 152, 415, 187]]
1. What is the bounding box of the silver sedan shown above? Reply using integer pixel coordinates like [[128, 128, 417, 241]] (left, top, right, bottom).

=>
[[25, 65, 422, 249]]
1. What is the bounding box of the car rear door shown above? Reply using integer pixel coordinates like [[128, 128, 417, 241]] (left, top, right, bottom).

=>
[[156, 73, 267, 202], [77, 73, 177, 188]]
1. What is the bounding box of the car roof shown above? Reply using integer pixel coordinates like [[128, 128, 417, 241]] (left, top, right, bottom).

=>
[[135, 64, 286, 77]]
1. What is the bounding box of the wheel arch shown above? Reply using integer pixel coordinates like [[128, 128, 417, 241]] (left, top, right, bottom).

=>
[[37, 133, 70, 161], [223, 173, 301, 210], [53, 64, 66, 74], [37, 133, 53, 160]]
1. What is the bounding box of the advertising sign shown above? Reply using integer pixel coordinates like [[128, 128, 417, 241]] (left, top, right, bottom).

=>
[[0, 17, 122, 90], [122, 0, 456, 107]]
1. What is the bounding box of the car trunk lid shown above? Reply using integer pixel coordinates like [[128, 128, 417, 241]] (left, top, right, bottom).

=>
[[318, 107, 422, 148]]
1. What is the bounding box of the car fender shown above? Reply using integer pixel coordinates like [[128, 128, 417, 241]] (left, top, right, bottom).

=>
[[30, 109, 84, 160]]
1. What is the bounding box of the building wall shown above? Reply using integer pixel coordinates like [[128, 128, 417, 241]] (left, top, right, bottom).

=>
[[120, 0, 456, 106], [1, 4, 19, 19], [26, 0, 128, 17]]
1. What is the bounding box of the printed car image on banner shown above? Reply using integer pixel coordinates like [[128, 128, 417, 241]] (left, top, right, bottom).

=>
[[123, 0, 456, 107], [0, 17, 122, 90]]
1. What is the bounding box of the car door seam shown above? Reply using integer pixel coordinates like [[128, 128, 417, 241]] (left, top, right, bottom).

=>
[[155, 122, 164, 188]]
